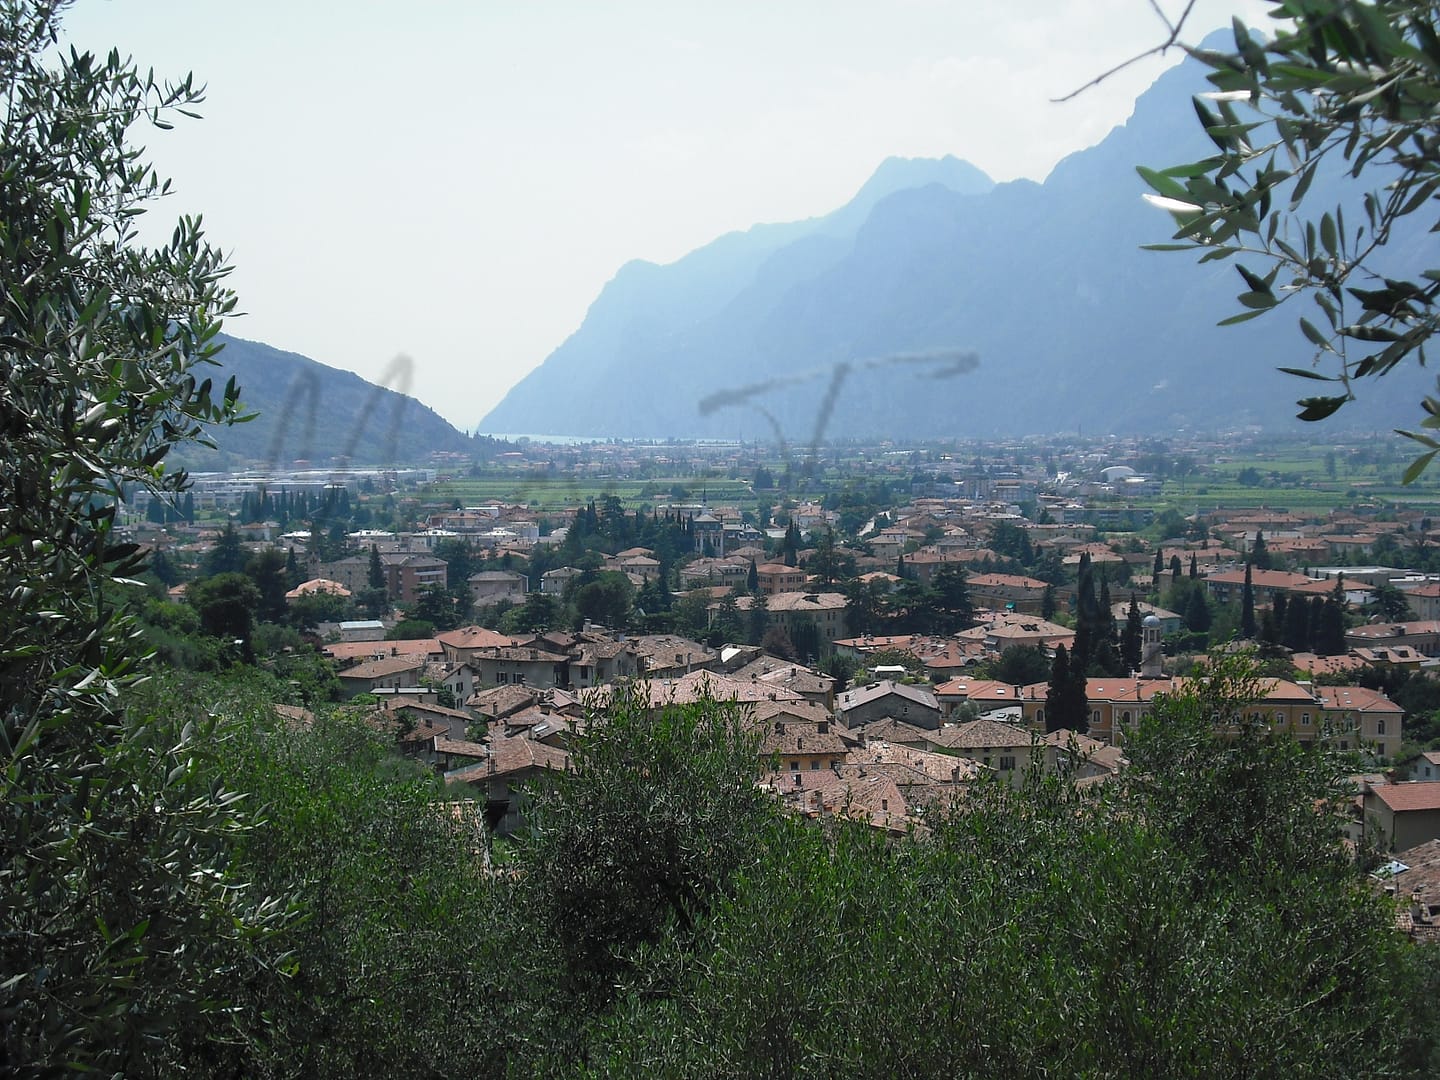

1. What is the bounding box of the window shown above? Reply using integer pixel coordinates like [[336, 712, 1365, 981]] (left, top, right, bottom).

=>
[[810, 760, 821, 770], [1121, 710, 1131, 725], [515, 672, 526, 686], [496, 672, 508, 684], [1302, 712, 1311, 726], [1378, 718, 1386, 735], [1091, 710, 1101, 725], [1274, 711, 1284, 725], [789, 760, 799, 771], [999, 755, 1016, 771]]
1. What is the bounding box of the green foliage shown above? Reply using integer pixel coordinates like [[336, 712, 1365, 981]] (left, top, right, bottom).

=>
[[2, 679, 287, 1075], [519, 687, 773, 1008], [221, 700, 513, 1077], [989, 643, 1052, 686], [573, 570, 635, 630], [572, 656, 1433, 1077], [0, 5, 269, 1067], [186, 571, 261, 659], [575, 660, 1426, 1076], [1143, 3, 1440, 476], [288, 587, 353, 630]]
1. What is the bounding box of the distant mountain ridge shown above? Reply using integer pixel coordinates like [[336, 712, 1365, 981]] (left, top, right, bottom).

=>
[[173, 334, 479, 469], [480, 43, 1437, 441]]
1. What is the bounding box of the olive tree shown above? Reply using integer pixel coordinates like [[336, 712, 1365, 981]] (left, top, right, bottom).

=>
[[1139, 1, 1440, 477], [0, 3, 274, 1072]]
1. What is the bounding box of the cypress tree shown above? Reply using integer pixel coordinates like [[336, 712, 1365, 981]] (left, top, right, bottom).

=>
[[1316, 579, 1348, 656], [1308, 596, 1326, 652], [1189, 553, 1198, 578], [1252, 530, 1271, 570], [1121, 595, 1143, 672], [1184, 587, 1212, 634], [1045, 645, 1072, 734], [1284, 592, 1311, 651], [1241, 560, 1257, 639]]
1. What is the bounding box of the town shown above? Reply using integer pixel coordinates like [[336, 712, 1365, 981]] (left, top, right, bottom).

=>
[[122, 432, 1440, 871]]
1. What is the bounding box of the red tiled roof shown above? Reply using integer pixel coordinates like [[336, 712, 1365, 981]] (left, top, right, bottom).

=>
[[1373, 783, 1440, 812]]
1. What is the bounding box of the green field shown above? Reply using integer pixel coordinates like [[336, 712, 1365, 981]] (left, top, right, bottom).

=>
[[417, 475, 759, 513]]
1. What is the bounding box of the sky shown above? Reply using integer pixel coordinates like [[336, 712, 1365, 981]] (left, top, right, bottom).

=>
[[62, 0, 1276, 433]]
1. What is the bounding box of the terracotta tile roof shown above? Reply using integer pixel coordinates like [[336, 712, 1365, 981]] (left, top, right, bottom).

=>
[[746, 699, 836, 728], [766, 591, 846, 613], [1371, 782, 1440, 813], [1313, 685, 1402, 713], [430, 736, 488, 759], [1203, 568, 1317, 589], [465, 684, 541, 718], [1348, 620, 1440, 639], [447, 735, 570, 782], [965, 573, 1049, 590], [338, 655, 427, 680], [854, 718, 935, 745], [937, 718, 1033, 750], [324, 638, 442, 663], [845, 742, 982, 785], [759, 723, 848, 757], [285, 577, 351, 599], [581, 671, 805, 710], [437, 626, 520, 651]]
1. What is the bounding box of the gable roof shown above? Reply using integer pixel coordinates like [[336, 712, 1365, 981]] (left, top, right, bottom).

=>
[[837, 679, 939, 713], [1371, 782, 1440, 813]]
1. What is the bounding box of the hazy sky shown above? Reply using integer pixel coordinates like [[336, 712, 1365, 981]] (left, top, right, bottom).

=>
[[62, 0, 1275, 432]]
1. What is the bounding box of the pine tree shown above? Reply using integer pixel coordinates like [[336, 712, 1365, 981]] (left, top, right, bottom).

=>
[[205, 521, 248, 576], [368, 544, 386, 591]]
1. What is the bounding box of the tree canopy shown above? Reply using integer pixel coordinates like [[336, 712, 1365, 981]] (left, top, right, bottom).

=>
[[0, 4, 266, 1068]]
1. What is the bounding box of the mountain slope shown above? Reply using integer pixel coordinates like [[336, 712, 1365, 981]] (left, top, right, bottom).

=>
[[172, 334, 478, 469], [481, 47, 1437, 441]]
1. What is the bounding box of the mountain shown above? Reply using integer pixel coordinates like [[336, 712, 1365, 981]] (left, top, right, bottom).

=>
[[481, 44, 1437, 441], [171, 334, 479, 469]]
